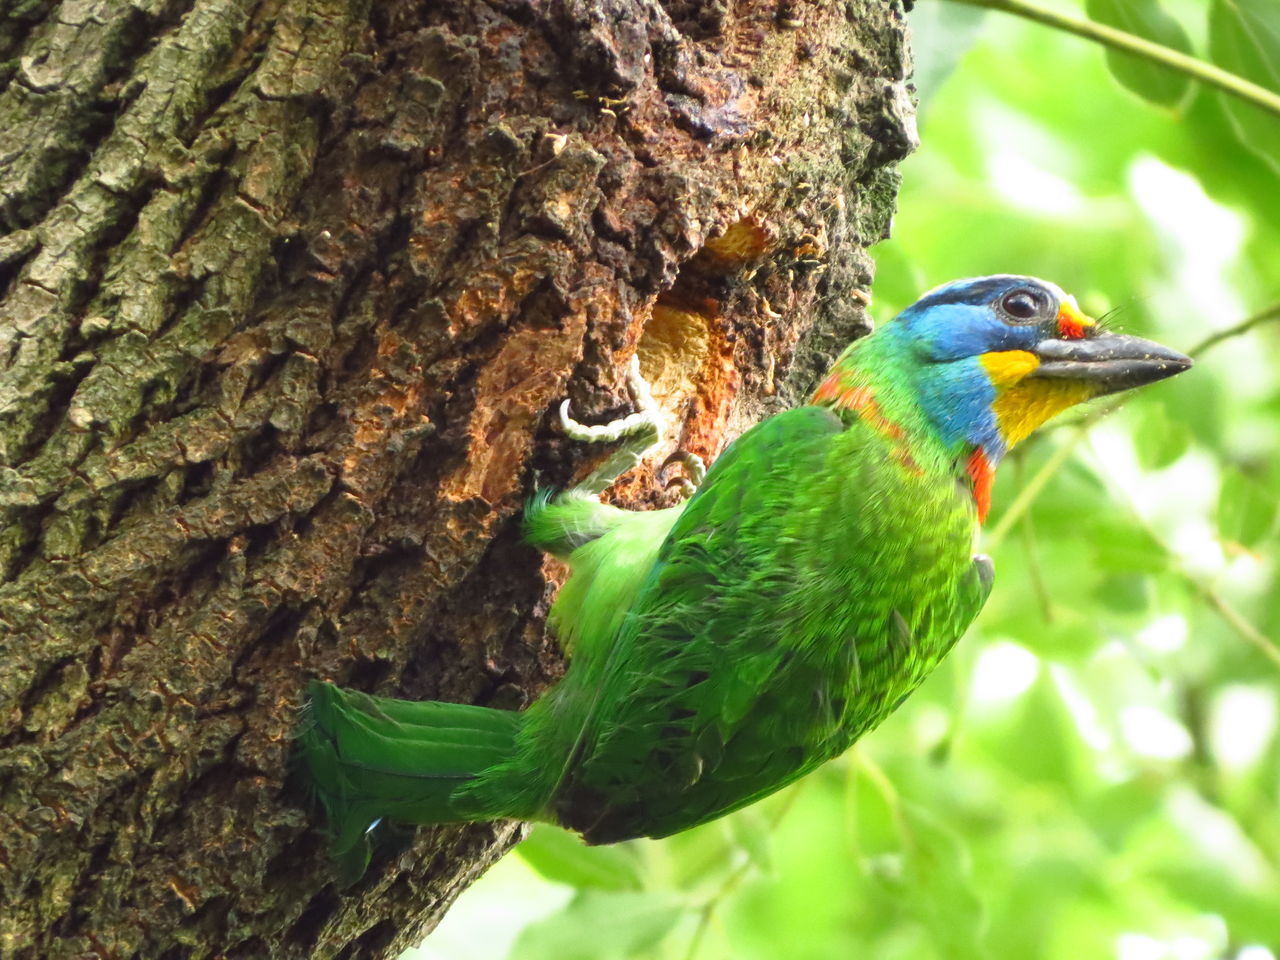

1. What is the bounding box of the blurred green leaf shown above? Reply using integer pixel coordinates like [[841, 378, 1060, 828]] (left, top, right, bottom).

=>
[[1004, 612, 1104, 662], [1210, 0, 1280, 173], [1085, 0, 1194, 106], [1154, 862, 1280, 945], [510, 891, 684, 960], [662, 821, 739, 890], [1133, 401, 1192, 469], [1217, 465, 1279, 548], [908, 2, 989, 104], [994, 673, 1080, 787], [900, 802, 988, 958], [1062, 455, 1106, 493], [1089, 515, 1169, 574], [517, 825, 645, 891], [729, 809, 774, 874], [1094, 572, 1151, 614], [1083, 779, 1164, 849]]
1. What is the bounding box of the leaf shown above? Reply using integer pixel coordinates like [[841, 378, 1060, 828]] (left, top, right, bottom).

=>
[[509, 890, 685, 960], [1000, 672, 1080, 787], [516, 825, 645, 891], [1217, 465, 1279, 548], [729, 809, 774, 874], [663, 819, 739, 890], [907, 2, 989, 107], [1154, 862, 1280, 946], [1061, 623, 1113, 662], [1210, 0, 1280, 173], [899, 802, 989, 959], [1086, 0, 1195, 107], [1063, 455, 1107, 492], [1088, 515, 1169, 574], [1094, 572, 1151, 614], [1133, 401, 1192, 470], [1083, 779, 1163, 849]]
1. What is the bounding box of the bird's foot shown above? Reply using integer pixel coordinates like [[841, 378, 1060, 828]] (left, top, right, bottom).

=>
[[659, 450, 706, 499], [559, 355, 663, 496], [558, 355, 659, 445]]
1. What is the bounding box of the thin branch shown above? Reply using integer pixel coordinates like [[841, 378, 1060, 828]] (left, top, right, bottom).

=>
[[1189, 301, 1280, 358], [987, 416, 1096, 547], [850, 749, 913, 847], [682, 787, 803, 960], [943, 0, 1280, 119], [1191, 577, 1280, 671], [1017, 454, 1056, 624], [1094, 446, 1280, 671]]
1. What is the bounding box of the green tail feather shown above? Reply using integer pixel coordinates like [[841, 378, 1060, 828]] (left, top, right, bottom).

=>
[[297, 680, 524, 883]]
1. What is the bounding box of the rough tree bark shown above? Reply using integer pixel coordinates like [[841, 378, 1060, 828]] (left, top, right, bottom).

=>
[[0, 0, 916, 957]]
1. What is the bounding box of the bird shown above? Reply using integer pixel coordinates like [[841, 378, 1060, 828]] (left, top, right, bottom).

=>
[[296, 274, 1191, 881]]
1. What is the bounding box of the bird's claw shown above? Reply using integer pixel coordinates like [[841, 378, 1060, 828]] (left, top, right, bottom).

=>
[[558, 356, 660, 447], [558, 355, 664, 496], [659, 450, 707, 499]]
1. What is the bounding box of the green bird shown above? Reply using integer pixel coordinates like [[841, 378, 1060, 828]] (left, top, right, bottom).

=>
[[298, 275, 1191, 879]]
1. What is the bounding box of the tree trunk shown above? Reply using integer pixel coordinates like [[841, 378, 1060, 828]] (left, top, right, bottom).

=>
[[0, 0, 915, 957]]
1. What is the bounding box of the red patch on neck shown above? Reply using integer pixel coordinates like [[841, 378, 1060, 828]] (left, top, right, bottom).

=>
[[966, 448, 993, 524], [812, 372, 870, 412], [812, 373, 922, 475]]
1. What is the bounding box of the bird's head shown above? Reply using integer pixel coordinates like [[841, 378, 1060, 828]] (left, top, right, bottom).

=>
[[815, 275, 1192, 519]]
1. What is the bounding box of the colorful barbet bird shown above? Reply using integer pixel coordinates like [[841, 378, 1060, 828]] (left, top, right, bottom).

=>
[[298, 275, 1191, 877]]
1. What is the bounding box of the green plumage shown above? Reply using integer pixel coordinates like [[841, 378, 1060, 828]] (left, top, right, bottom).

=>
[[299, 395, 988, 868], [296, 274, 1189, 879], [485, 405, 989, 843]]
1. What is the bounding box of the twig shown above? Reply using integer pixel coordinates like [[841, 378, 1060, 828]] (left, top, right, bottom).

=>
[[682, 786, 803, 960], [1093, 446, 1280, 671], [1190, 576, 1280, 671], [1017, 453, 1055, 623], [1188, 302, 1280, 358], [943, 0, 1280, 119], [987, 415, 1096, 548]]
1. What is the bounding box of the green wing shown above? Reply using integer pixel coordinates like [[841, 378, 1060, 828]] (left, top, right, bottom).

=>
[[460, 407, 851, 828], [960, 553, 995, 631], [465, 404, 984, 838], [553, 406, 868, 841]]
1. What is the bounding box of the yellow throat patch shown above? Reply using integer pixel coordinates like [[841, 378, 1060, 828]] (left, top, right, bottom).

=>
[[981, 350, 1095, 449]]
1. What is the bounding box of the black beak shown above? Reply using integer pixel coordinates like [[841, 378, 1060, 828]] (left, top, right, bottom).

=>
[[1030, 332, 1192, 396]]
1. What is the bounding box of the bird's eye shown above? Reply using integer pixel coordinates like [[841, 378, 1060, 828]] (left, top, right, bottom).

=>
[[1000, 290, 1041, 321]]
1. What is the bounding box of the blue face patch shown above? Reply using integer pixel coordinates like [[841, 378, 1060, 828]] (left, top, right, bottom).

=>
[[911, 355, 1005, 458], [897, 302, 1043, 363], [893, 274, 1064, 363]]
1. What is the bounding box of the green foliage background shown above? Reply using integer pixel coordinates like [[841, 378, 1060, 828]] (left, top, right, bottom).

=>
[[410, 2, 1280, 957]]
